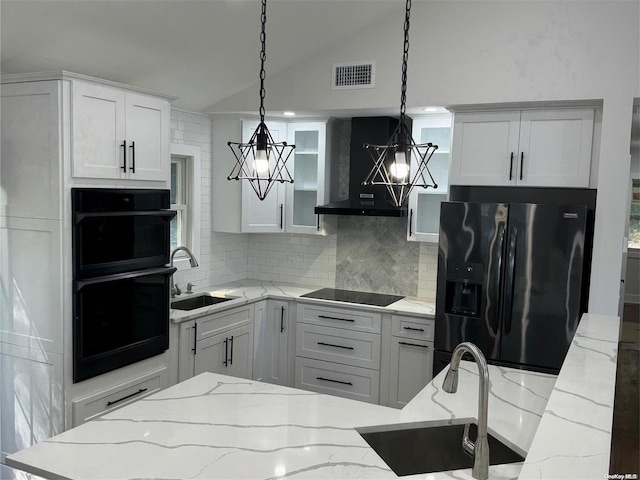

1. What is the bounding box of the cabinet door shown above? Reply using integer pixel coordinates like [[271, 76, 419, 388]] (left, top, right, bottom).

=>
[[286, 122, 326, 234], [194, 324, 254, 380], [450, 111, 521, 186], [194, 331, 226, 376], [1, 342, 64, 459], [1, 217, 63, 355], [125, 93, 170, 182], [262, 301, 290, 386], [388, 337, 433, 409], [225, 323, 254, 380], [1, 81, 62, 219], [241, 120, 287, 233], [72, 81, 126, 179], [408, 116, 451, 242], [517, 109, 593, 187]]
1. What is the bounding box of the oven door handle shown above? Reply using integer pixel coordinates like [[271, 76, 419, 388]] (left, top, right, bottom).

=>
[[75, 210, 177, 223], [75, 266, 177, 290]]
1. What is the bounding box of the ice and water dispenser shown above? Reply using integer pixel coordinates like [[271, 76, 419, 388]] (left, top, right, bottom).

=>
[[444, 262, 483, 318]]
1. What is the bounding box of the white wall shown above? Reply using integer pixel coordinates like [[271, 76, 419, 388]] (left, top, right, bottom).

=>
[[170, 110, 248, 289], [212, 0, 640, 315]]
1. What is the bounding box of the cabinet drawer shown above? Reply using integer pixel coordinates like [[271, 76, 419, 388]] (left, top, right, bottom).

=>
[[72, 367, 168, 426], [295, 357, 380, 404], [391, 315, 434, 341], [196, 304, 254, 341], [297, 303, 381, 333], [296, 323, 380, 369]]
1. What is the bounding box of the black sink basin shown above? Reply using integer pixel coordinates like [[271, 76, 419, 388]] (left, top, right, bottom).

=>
[[358, 419, 525, 477], [171, 294, 234, 311]]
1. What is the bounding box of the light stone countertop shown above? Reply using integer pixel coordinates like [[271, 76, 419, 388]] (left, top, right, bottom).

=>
[[169, 279, 436, 324], [6, 313, 620, 480]]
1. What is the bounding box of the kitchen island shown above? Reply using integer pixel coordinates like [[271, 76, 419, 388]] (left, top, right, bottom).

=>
[[6, 313, 619, 479]]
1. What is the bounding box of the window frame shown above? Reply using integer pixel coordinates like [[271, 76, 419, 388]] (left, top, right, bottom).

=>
[[169, 143, 201, 270]]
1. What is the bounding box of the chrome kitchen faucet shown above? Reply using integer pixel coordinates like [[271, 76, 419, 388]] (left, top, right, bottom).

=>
[[170, 246, 199, 298], [442, 342, 490, 480]]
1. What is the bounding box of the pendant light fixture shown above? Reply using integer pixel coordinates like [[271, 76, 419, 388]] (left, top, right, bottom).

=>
[[362, 0, 438, 207], [227, 0, 294, 201]]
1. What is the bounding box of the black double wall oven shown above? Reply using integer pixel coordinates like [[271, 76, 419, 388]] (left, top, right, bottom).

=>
[[72, 188, 176, 383]]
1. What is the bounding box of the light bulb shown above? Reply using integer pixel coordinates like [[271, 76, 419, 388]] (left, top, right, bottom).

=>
[[254, 149, 269, 177], [390, 150, 409, 179]]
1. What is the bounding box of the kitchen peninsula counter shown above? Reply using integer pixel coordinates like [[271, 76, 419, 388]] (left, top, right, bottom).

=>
[[7, 313, 620, 480], [169, 279, 436, 323]]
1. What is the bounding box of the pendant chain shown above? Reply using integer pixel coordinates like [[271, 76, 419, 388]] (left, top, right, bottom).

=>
[[259, 0, 267, 124], [399, 0, 411, 124]]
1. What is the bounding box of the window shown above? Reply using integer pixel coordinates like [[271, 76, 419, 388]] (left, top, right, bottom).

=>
[[169, 143, 201, 268], [171, 155, 188, 251], [630, 180, 640, 250]]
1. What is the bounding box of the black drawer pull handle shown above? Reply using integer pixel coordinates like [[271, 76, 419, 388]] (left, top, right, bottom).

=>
[[129, 141, 136, 173], [519, 152, 524, 181], [280, 306, 285, 333], [192, 322, 198, 354], [318, 315, 355, 323], [403, 326, 425, 332], [229, 335, 234, 365], [316, 376, 353, 386], [509, 152, 514, 180], [223, 338, 228, 367], [106, 388, 147, 407], [121, 140, 127, 172], [317, 341, 354, 350], [399, 341, 430, 349]]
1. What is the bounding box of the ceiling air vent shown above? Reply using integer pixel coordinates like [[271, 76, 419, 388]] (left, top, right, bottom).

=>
[[332, 61, 376, 90]]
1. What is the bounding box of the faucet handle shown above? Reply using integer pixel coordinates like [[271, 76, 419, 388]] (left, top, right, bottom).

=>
[[173, 284, 182, 296], [186, 282, 196, 294], [462, 422, 476, 457]]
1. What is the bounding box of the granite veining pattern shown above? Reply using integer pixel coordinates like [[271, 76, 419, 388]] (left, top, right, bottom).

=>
[[6, 314, 619, 480]]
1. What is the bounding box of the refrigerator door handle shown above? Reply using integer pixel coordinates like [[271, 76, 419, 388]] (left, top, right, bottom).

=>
[[502, 226, 518, 336], [494, 225, 507, 333]]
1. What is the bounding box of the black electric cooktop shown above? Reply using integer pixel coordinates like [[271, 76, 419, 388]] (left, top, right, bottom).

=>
[[300, 288, 404, 307]]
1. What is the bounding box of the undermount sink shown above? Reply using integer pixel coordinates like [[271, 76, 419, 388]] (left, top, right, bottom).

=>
[[171, 294, 235, 311], [357, 419, 525, 477]]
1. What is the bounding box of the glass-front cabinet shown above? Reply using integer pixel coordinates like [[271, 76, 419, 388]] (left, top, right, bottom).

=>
[[407, 114, 452, 242], [285, 121, 330, 235]]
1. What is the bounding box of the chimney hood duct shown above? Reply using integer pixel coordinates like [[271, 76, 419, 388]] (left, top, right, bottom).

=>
[[315, 116, 410, 217]]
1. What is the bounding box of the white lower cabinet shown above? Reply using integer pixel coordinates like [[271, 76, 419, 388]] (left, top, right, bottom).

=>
[[294, 302, 382, 403], [256, 300, 292, 386], [71, 367, 168, 426], [178, 305, 254, 382], [295, 357, 380, 404], [0, 342, 64, 462], [387, 315, 435, 409], [195, 323, 254, 379]]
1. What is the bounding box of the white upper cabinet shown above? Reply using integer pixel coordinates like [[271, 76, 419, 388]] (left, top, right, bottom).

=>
[[1, 81, 62, 220], [241, 119, 288, 233], [241, 120, 331, 235], [286, 122, 330, 235], [517, 109, 594, 187], [407, 114, 452, 242], [72, 81, 170, 182], [450, 108, 594, 187]]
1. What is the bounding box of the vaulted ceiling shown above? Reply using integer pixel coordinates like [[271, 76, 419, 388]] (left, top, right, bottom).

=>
[[1, 0, 402, 112]]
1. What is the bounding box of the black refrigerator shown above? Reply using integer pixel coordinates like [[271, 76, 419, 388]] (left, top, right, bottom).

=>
[[434, 199, 591, 376]]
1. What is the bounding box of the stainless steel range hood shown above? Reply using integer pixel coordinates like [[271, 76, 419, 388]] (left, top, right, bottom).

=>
[[314, 116, 409, 217]]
